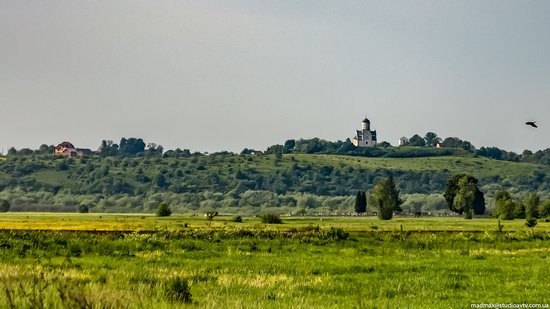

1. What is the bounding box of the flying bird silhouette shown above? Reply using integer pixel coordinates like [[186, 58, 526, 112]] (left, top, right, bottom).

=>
[[526, 121, 538, 128]]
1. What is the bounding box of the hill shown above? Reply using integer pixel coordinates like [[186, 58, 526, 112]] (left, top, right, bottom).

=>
[[1, 150, 549, 213]]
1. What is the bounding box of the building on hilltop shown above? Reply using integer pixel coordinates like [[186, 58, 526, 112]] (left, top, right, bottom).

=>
[[352, 117, 377, 147], [398, 136, 409, 146], [54, 141, 91, 157], [54, 142, 76, 157]]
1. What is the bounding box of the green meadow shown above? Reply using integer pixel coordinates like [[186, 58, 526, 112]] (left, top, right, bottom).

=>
[[1, 214, 549, 308]]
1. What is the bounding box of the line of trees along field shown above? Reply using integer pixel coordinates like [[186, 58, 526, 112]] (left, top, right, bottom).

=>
[[2, 136, 550, 214]]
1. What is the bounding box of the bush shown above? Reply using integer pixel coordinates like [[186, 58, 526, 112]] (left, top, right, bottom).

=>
[[321, 227, 349, 240], [497, 219, 504, 233], [77, 205, 89, 213], [525, 218, 538, 228], [539, 200, 550, 218], [231, 215, 243, 223], [164, 277, 192, 303], [156, 203, 172, 217], [0, 199, 10, 212], [260, 213, 282, 224], [206, 211, 218, 220]]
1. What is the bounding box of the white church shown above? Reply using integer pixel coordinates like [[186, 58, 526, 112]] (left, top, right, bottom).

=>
[[352, 117, 377, 147]]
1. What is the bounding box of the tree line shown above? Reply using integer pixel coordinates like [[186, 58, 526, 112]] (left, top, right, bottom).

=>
[[5, 134, 550, 167], [266, 134, 550, 166]]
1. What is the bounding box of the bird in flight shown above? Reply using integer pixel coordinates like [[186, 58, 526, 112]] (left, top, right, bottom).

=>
[[526, 121, 538, 128]]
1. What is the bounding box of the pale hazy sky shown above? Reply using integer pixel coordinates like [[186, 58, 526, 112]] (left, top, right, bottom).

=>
[[1, 1, 549, 153]]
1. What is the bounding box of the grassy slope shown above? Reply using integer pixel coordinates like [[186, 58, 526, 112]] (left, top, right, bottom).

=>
[[21, 154, 550, 184], [296, 154, 550, 179], [2, 152, 550, 201]]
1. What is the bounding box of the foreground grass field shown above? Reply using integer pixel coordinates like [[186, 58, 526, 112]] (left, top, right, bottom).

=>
[[1, 214, 549, 308]]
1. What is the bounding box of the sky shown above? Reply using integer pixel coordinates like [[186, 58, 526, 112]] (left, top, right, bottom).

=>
[[1, 0, 550, 153]]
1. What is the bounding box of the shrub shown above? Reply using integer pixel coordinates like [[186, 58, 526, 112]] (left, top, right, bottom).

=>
[[0, 199, 10, 212], [164, 277, 192, 303], [77, 205, 89, 213], [321, 227, 349, 240], [156, 203, 172, 217], [539, 200, 550, 218], [206, 211, 218, 220], [261, 213, 282, 224], [525, 218, 538, 228], [497, 219, 504, 233], [231, 215, 243, 223]]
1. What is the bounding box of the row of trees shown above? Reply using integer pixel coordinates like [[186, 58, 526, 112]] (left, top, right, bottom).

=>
[[353, 172, 550, 221], [265, 136, 473, 155], [98, 138, 164, 157], [444, 174, 550, 221], [493, 191, 550, 220], [400, 132, 475, 151], [354, 174, 487, 221], [5, 134, 550, 167], [263, 137, 550, 166]]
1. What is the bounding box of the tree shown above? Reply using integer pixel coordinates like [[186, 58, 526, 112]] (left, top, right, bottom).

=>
[[119, 138, 146, 156], [369, 176, 402, 220], [154, 174, 168, 188], [441, 137, 463, 148], [0, 200, 10, 212], [514, 202, 526, 219], [524, 193, 540, 219], [354, 191, 367, 213], [283, 139, 296, 152], [444, 174, 484, 218], [38, 144, 51, 154], [361, 191, 367, 212], [477, 147, 503, 160], [56, 160, 70, 171], [156, 203, 172, 217], [77, 205, 89, 213], [146, 143, 163, 156], [494, 190, 516, 220], [409, 134, 426, 147], [424, 132, 441, 147], [539, 200, 550, 218], [378, 141, 391, 148], [473, 189, 486, 215], [453, 177, 476, 219], [99, 140, 119, 156]]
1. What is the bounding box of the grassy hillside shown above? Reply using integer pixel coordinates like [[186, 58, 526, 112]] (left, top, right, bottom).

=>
[[0, 152, 549, 212], [296, 154, 550, 179]]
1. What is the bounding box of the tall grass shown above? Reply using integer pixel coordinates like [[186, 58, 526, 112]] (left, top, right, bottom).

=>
[[0, 226, 550, 307]]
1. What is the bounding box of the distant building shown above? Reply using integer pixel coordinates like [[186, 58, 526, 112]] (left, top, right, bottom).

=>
[[77, 148, 93, 156], [54, 142, 76, 157], [352, 117, 377, 147], [54, 142, 91, 157], [398, 137, 409, 146]]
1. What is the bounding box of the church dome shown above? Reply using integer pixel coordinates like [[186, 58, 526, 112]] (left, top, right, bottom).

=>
[[362, 117, 370, 124]]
